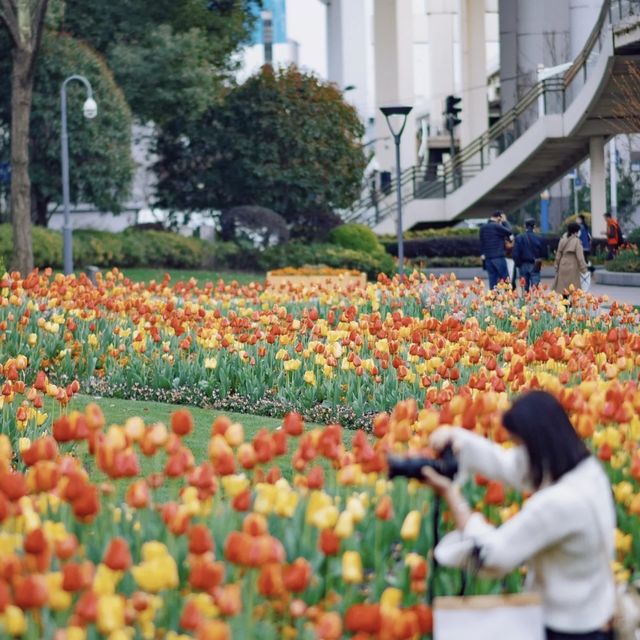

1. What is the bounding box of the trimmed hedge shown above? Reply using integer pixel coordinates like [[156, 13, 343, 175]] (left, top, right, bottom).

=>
[[0, 225, 394, 279], [608, 247, 640, 273]]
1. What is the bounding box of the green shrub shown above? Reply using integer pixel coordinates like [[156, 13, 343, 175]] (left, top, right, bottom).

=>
[[0, 225, 64, 269], [328, 223, 385, 255], [608, 247, 640, 273], [627, 227, 640, 245], [73, 230, 125, 267], [201, 242, 260, 271], [379, 227, 479, 241]]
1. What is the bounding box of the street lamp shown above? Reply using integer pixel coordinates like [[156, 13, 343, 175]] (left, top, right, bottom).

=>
[[380, 105, 412, 276], [60, 75, 97, 275]]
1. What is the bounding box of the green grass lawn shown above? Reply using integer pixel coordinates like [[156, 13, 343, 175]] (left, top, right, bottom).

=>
[[117, 268, 265, 288], [55, 394, 352, 489]]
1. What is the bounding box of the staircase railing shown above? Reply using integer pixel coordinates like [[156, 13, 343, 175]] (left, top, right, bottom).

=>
[[347, 0, 638, 227]]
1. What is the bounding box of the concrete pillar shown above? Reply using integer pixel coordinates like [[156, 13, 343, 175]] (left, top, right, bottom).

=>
[[427, 0, 456, 137], [569, 0, 602, 59], [326, 0, 370, 122], [590, 136, 607, 239], [460, 0, 488, 146], [373, 0, 416, 171]]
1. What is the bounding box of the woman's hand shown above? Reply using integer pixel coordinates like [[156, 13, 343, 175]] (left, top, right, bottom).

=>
[[422, 466, 453, 496]]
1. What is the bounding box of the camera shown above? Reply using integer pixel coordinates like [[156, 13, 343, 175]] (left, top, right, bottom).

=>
[[387, 444, 459, 481]]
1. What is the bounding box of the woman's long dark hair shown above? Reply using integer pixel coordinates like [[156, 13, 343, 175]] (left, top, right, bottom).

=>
[[502, 390, 590, 489]]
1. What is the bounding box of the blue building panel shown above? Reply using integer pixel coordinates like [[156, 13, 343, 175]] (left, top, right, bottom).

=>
[[252, 0, 287, 44]]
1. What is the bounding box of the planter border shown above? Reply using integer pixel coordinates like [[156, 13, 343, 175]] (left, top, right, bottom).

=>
[[594, 270, 640, 287]]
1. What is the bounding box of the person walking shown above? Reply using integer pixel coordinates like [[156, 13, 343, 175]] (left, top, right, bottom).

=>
[[423, 390, 616, 640], [479, 211, 514, 289], [605, 212, 623, 260], [512, 219, 548, 292], [553, 221, 589, 294], [577, 214, 592, 263]]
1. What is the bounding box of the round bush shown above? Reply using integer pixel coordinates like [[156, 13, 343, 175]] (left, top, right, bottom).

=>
[[328, 223, 384, 255]]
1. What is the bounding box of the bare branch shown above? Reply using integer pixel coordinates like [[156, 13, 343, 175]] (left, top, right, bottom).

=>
[[26, 0, 49, 81], [0, 0, 20, 47], [610, 61, 640, 134]]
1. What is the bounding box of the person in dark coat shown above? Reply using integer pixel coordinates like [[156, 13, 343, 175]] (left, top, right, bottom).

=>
[[512, 219, 548, 292], [479, 211, 514, 289], [576, 215, 591, 263]]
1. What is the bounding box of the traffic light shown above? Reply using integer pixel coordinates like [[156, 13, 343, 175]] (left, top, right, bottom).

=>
[[444, 95, 462, 133]]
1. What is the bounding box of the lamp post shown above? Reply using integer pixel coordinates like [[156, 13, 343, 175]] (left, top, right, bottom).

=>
[[540, 189, 550, 233], [380, 105, 412, 276], [61, 75, 98, 275]]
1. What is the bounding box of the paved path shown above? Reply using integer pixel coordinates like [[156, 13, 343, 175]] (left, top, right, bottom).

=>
[[424, 268, 640, 307]]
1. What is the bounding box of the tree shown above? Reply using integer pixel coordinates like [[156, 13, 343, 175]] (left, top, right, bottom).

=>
[[0, 0, 50, 273], [154, 66, 367, 240], [60, 0, 258, 125], [0, 32, 134, 226]]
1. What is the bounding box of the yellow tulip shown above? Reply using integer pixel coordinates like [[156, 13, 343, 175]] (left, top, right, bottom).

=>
[[381, 587, 403, 611], [97, 595, 125, 635], [342, 551, 363, 584], [400, 510, 422, 541], [221, 474, 250, 499], [66, 627, 87, 640], [334, 511, 354, 539], [3, 605, 26, 636]]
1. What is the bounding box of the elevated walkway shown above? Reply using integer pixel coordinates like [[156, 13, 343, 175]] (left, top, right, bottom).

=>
[[346, 0, 640, 234]]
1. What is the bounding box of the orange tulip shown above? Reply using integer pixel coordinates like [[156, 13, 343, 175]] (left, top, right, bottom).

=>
[[103, 537, 132, 571], [13, 575, 48, 609], [283, 412, 304, 436], [62, 561, 94, 592], [188, 524, 214, 555], [345, 604, 382, 633], [283, 558, 311, 593], [189, 559, 225, 591], [171, 409, 193, 436]]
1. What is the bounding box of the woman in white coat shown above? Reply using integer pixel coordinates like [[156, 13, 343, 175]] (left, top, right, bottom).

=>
[[423, 390, 616, 640]]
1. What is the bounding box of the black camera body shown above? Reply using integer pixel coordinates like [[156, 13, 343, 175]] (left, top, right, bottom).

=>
[[387, 444, 459, 481]]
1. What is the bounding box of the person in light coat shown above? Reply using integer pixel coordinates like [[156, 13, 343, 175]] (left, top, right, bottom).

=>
[[422, 390, 616, 640], [553, 221, 589, 294]]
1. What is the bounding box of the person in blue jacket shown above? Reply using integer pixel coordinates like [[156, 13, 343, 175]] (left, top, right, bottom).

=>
[[576, 215, 592, 263], [512, 219, 548, 292], [479, 211, 514, 289]]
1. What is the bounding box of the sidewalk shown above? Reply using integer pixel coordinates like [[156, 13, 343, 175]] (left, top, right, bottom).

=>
[[423, 267, 640, 307]]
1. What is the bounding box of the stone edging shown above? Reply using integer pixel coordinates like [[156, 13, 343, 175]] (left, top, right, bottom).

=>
[[594, 270, 640, 287]]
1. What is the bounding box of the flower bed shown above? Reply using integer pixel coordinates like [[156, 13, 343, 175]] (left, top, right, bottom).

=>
[[0, 384, 638, 637], [266, 268, 367, 290], [0, 268, 640, 636]]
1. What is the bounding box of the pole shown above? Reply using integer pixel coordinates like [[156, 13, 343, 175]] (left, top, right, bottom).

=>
[[60, 86, 72, 275], [609, 137, 618, 218], [573, 177, 578, 216], [60, 75, 96, 276], [394, 135, 404, 276], [540, 190, 550, 233]]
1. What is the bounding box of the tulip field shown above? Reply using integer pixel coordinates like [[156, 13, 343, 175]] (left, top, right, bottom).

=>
[[0, 267, 639, 638]]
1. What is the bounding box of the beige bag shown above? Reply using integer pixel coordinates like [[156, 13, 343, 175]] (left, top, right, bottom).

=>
[[433, 593, 544, 640]]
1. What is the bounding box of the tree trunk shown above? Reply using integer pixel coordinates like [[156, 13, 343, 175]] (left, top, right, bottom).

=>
[[10, 47, 34, 274]]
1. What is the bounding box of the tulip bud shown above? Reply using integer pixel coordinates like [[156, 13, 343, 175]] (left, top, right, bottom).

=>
[[341, 551, 363, 584], [400, 510, 422, 541]]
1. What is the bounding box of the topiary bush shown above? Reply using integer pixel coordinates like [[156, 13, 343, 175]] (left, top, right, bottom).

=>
[[328, 223, 385, 255]]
